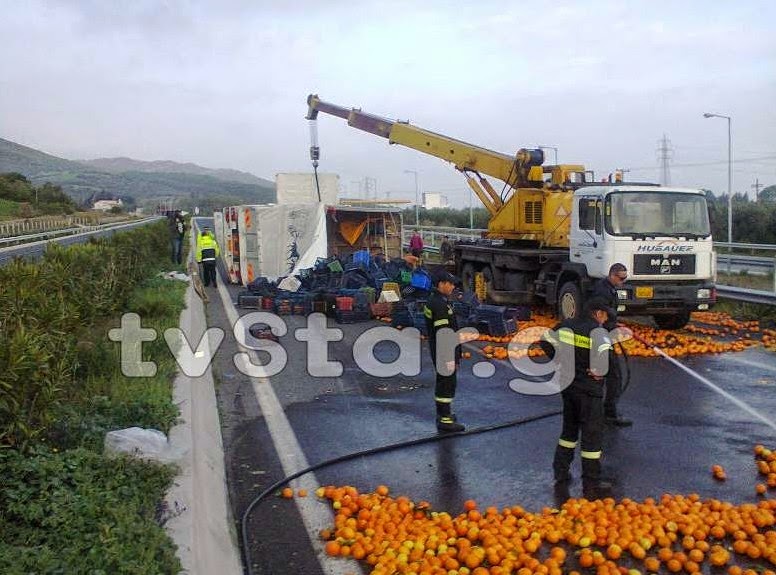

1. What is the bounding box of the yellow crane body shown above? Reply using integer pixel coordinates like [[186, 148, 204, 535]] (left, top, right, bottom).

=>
[[307, 94, 590, 247]]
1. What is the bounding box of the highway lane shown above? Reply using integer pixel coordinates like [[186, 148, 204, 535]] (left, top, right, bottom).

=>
[[200, 270, 776, 575], [0, 216, 164, 266]]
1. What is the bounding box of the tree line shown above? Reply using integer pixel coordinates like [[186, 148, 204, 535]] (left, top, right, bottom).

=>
[[0, 172, 77, 216], [404, 188, 776, 245]]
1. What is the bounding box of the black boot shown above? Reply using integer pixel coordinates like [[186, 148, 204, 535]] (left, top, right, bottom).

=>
[[581, 458, 613, 498], [436, 415, 465, 433], [553, 445, 574, 483], [436, 401, 465, 433]]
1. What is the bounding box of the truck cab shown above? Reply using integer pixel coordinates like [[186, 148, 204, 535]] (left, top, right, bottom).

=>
[[567, 185, 716, 329]]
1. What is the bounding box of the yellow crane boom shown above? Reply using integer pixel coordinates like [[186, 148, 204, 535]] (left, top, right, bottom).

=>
[[306, 94, 589, 246]]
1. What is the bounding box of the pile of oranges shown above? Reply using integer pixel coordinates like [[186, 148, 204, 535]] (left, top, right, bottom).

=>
[[761, 329, 776, 352], [314, 485, 776, 575], [303, 444, 776, 575], [755, 444, 776, 494], [471, 311, 770, 361]]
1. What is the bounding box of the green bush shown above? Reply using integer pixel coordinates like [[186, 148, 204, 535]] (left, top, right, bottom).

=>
[[0, 447, 180, 574], [0, 221, 172, 447], [0, 221, 186, 574]]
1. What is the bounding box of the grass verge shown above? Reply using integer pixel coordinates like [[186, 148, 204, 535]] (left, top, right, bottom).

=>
[[0, 222, 190, 574]]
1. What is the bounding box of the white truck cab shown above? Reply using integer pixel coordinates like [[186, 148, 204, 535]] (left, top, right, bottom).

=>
[[568, 185, 716, 329]]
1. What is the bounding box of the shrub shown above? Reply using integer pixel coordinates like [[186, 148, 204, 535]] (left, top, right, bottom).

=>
[[0, 221, 173, 447], [0, 447, 180, 574]]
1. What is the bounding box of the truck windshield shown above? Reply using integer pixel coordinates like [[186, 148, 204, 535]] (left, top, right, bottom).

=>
[[605, 191, 710, 238]]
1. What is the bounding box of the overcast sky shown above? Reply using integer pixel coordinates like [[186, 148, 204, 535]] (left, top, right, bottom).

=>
[[2, 0, 775, 204]]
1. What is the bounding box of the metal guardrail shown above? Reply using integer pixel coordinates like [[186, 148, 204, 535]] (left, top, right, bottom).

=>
[[715, 285, 776, 305], [404, 224, 776, 305], [0, 218, 146, 248], [714, 241, 776, 252], [0, 215, 106, 238]]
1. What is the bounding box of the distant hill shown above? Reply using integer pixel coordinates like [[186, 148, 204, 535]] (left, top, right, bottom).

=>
[[78, 157, 275, 188], [0, 138, 275, 207]]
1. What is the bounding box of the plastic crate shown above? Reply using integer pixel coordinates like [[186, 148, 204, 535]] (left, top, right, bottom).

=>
[[381, 282, 400, 297], [505, 306, 532, 321], [370, 302, 394, 318], [237, 293, 262, 309], [336, 296, 354, 311], [359, 287, 376, 305], [335, 309, 371, 324], [353, 250, 370, 267], [311, 300, 328, 314], [275, 298, 293, 315], [487, 318, 518, 337], [410, 270, 432, 290]]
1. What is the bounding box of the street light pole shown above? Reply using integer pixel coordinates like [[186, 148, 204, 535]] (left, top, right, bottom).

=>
[[404, 169, 420, 226], [469, 188, 473, 229], [703, 112, 732, 274]]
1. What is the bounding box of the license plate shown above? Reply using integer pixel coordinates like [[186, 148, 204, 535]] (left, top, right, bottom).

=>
[[636, 286, 654, 298]]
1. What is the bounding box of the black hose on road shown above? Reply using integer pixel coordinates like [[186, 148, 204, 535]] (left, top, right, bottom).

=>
[[240, 409, 562, 575]]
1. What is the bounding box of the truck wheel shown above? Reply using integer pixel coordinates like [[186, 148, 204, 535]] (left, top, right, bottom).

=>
[[558, 282, 582, 320], [653, 312, 690, 330], [461, 263, 476, 294]]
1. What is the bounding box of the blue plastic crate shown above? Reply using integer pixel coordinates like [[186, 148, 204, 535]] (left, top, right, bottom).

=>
[[410, 270, 432, 290], [353, 249, 371, 267]]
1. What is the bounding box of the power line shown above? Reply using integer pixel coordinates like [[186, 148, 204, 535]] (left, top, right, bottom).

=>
[[626, 154, 776, 171]]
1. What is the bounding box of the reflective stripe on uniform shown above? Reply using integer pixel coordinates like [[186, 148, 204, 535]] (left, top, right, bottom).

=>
[[580, 450, 602, 460], [434, 318, 449, 327], [435, 396, 453, 403], [438, 416, 455, 423], [423, 307, 432, 318], [558, 438, 577, 449], [557, 330, 591, 349]]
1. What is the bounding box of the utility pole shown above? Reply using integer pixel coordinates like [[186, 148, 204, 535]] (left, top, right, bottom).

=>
[[703, 112, 733, 272], [656, 134, 673, 185], [469, 189, 474, 229], [404, 170, 420, 226], [752, 178, 763, 202]]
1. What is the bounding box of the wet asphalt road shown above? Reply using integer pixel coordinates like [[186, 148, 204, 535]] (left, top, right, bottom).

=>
[[201, 266, 776, 575]]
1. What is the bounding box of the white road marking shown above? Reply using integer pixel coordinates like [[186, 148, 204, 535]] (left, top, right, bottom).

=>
[[212, 256, 362, 574]]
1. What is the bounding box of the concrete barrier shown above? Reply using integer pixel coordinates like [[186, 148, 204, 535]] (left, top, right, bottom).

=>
[[164, 246, 243, 574]]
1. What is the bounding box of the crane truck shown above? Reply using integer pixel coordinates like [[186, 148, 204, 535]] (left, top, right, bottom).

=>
[[306, 94, 716, 329]]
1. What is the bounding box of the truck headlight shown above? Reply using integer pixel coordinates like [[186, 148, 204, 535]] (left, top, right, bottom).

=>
[[617, 290, 628, 300], [697, 288, 711, 299]]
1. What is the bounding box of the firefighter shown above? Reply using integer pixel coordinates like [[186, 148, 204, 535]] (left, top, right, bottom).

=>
[[542, 297, 614, 494], [592, 263, 632, 427], [196, 226, 220, 287], [424, 269, 465, 433]]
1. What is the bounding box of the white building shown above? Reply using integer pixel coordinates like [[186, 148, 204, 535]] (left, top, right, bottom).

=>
[[93, 198, 123, 211], [423, 192, 448, 209]]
